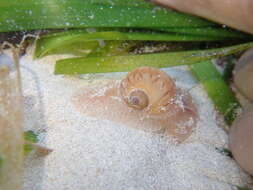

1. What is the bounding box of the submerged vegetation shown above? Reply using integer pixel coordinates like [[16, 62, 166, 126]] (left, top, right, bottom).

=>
[[0, 0, 249, 125], [0, 0, 253, 189]]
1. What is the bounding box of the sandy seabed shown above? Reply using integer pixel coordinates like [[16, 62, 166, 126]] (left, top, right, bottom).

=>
[[21, 48, 252, 190]]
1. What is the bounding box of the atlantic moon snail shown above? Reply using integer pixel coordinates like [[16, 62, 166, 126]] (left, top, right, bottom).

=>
[[73, 67, 198, 142], [120, 67, 176, 114]]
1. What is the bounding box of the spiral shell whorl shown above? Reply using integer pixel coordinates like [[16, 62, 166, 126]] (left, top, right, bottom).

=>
[[120, 67, 176, 114]]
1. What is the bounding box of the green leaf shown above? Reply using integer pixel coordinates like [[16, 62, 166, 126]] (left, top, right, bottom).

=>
[[0, 0, 217, 32], [23, 131, 39, 155], [34, 29, 228, 58], [24, 144, 34, 156], [54, 42, 253, 75], [155, 27, 250, 39], [190, 61, 240, 125], [24, 130, 38, 144]]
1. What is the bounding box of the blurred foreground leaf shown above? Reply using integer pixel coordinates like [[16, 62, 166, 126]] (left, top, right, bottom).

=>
[[0, 0, 249, 43], [0, 0, 215, 32]]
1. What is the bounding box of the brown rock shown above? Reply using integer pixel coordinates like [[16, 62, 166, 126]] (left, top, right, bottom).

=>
[[229, 106, 253, 175], [234, 48, 253, 101]]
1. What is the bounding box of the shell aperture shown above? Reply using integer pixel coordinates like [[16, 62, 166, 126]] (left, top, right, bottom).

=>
[[126, 89, 149, 110]]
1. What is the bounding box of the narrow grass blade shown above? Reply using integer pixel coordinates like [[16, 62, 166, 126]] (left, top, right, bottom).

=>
[[0, 0, 216, 32], [34, 29, 236, 58], [190, 61, 240, 125], [155, 27, 250, 39], [54, 42, 253, 75], [37, 29, 228, 42]]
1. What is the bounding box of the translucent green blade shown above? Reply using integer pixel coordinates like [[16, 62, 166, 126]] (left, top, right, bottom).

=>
[[35, 39, 99, 58], [34, 30, 230, 58], [190, 61, 240, 125], [54, 42, 253, 75]]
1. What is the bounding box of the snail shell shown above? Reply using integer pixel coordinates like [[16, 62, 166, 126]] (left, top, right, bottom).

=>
[[120, 67, 176, 114]]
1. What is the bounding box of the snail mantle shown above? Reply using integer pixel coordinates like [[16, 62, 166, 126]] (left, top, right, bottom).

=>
[[73, 67, 198, 143]]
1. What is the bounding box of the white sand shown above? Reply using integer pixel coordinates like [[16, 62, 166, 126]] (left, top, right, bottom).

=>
[[21, 48, 252, 190]]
